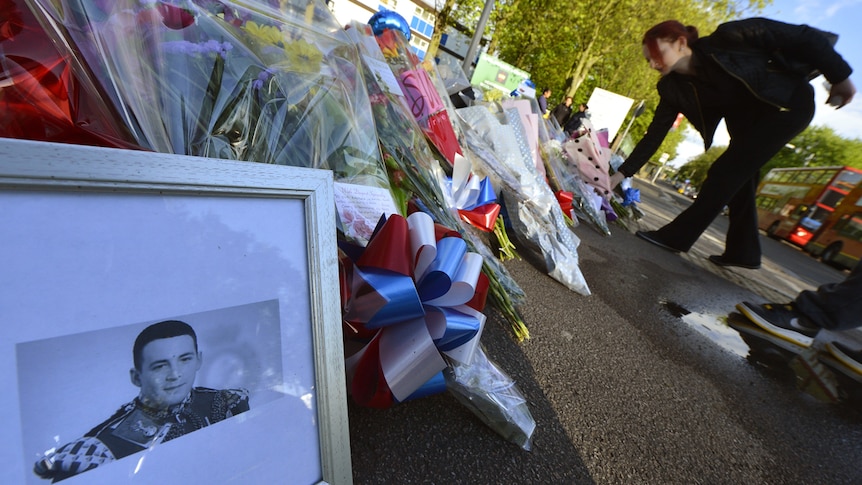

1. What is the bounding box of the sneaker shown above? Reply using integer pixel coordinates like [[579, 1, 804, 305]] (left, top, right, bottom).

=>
[[735, 301, 820, 347], [825, 342, 862, 376], [635, 230, 682, 253], [708, 255, 761, 270]]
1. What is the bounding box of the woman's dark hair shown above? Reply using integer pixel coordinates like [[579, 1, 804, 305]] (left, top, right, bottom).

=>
[[643, 20, 699, 63]]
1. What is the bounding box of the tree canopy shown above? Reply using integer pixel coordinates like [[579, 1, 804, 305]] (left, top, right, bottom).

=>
[[760, 125, 862, 175], [443, 0, 771, 158]]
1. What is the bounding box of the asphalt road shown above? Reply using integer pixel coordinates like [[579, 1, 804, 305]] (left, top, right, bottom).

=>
[[348, 178, 862, 484]]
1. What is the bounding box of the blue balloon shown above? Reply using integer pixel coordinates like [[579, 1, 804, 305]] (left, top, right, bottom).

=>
[[368, 10, 411, 41]]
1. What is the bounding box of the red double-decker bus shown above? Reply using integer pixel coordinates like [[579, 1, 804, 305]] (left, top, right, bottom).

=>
[[756, 165, 862, 269], [805, 185, 862, 270]]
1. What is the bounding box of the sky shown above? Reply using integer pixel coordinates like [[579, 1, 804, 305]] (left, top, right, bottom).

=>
[[667, 0, 862, 168]]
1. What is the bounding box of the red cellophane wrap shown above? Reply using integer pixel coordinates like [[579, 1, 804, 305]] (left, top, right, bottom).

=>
[[0, 0, 137, 148]]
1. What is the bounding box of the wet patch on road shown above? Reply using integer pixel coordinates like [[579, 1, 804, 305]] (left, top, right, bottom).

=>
[[660, 299, 750, 358], [662, 299, 862, 404]]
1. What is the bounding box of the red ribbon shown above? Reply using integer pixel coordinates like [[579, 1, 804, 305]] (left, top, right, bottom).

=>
[[342, 214, 488, 408], [555, 190, 574, 218], [458, 203, 501, 233]]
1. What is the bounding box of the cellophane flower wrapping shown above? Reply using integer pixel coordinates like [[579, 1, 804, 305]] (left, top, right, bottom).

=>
[[371, 26, 462, 166], [444, 345, 536, 451], [344, 22, 529, 341], [25, 0, 397, 242], [1, 0, 138, 148], [457, 102, 591, 296], [542, 137, 612, 236], [562, 119, 614, 202], [433, 53, 471, 100]]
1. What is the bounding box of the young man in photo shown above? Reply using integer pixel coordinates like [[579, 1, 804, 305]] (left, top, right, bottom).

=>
[[33, 320, 250, 482]]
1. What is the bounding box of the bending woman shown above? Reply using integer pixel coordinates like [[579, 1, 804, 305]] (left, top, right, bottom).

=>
[[610, 18, 855, 269]]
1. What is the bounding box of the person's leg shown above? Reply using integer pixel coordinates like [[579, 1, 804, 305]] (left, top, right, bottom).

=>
[[737, 260, 862, 347], [650, 85, 814, 254], [796, 260, 862, 331], [720, 173, 761, 264]]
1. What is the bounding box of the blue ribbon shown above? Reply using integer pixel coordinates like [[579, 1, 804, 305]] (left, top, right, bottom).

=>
[[399, 371, 446, 402], [416, 237, 466, 301], [350, 267, 425, 329], [428, 307, 482, 351], [446, 176, 497, 211]]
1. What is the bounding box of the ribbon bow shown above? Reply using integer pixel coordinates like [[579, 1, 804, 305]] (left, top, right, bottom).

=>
[[554, 190, 574, 219], [342, 212, 487, 408], [449, 154, 500, 232]]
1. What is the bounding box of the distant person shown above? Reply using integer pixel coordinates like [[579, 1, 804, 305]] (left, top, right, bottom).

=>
[[563, 103, 590, 134], [737, 260, 862, 371], [609, 18, 855, 269], [550, 96, 574, 126], [537, 88, 551, 115], [33, 320, 250, 482]]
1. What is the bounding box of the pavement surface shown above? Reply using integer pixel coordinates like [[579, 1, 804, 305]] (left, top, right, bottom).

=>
[[348, 179, 862, 484]]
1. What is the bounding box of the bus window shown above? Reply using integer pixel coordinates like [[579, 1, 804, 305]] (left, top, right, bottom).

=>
[[800, 171, 818, 184], [789, 204, 809, 219], [776, 171, 793, 183], [819, 189, 846, 209], [834, 170, 862, 192], [836, 213, 862, 241]]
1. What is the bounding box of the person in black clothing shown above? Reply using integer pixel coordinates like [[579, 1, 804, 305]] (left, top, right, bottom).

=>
[[33, 320, 250, 482], [550, 96, 574, 126], [610, 18, 855, 269], [736, 259, 862, 372], [563, 103, 589, 134]]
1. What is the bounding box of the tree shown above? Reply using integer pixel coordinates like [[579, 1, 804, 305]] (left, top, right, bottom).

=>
[[761, 125, 862, 176], [677, 145, 727, 189], [445, 0, 768, 160], [425, 0, 458, 61]]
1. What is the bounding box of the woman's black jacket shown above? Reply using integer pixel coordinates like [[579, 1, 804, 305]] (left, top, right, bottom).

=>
[[617, 17, 853, 177]]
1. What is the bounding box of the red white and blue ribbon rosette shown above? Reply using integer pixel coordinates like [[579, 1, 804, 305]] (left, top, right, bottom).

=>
[[448, 154, 500, 232], [342, 212, 487, 408]]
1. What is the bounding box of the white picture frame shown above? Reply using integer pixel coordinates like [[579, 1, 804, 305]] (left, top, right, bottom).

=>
[[0, 138, 351, 484]]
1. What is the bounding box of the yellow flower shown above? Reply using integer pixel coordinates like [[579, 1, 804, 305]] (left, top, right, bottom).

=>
[[283, 39, 323, 74], [244, 21, 283, 46]]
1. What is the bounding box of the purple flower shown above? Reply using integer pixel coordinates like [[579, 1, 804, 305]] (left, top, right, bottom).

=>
[[162, 39, 232, 57], [253, 68, 274, 90]]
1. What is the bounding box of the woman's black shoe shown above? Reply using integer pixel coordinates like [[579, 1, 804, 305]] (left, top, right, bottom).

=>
[[635, 230, 682, 253], [708, 255, 760, 270]]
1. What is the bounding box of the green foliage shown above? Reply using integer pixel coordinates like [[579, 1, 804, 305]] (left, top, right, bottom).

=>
[[761, 125, 862, 177], [666, 125, 862, 192], [677, 145, 726, 189], [447, 0, 777, 160]]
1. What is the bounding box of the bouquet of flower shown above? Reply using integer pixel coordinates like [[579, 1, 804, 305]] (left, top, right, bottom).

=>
[[542, 136, 612, 235], [0, 0, 137, 148], [343, 21, 529, 340], [26, 0, 399, 243], [457, 101, 591, 296], [372, 26, 462, 166], [30, 2, 382, 167]]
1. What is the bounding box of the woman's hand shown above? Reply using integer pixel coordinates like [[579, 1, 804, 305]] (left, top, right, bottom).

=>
[[610, 171, 626, 189], [828, 78, 856, 108]]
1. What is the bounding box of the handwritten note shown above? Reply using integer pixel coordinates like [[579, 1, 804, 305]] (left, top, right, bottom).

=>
[[334, 182, 399, 244], [363, 55, 404, 97]]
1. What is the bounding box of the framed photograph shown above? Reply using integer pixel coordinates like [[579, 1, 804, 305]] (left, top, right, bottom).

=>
[[0, 138, 351, 484]]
